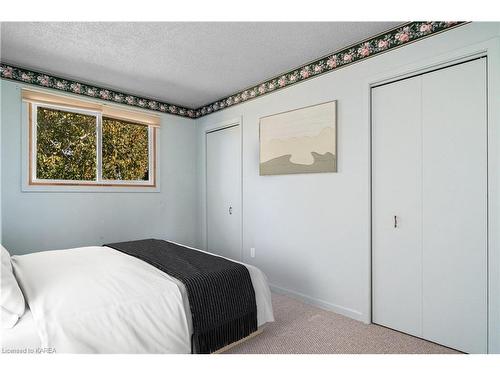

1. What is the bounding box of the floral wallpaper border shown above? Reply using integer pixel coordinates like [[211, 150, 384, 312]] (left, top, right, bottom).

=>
[[0, 65, 197, 118], [0, 21, 466, 119], [195, 21, 466, 117]]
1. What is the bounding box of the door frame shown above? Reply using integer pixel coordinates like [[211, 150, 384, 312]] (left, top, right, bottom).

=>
[[366, 38, 500, 353], [204, 118, 243, 261]]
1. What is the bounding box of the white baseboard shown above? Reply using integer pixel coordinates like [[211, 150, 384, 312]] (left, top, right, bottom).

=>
[[269, 283, 365, 322]]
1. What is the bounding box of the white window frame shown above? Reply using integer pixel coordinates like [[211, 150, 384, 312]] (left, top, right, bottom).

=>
[[29, 101, 156, 187]]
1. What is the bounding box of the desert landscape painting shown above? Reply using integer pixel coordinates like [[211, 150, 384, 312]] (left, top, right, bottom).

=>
[[259, 101, 337, 175]]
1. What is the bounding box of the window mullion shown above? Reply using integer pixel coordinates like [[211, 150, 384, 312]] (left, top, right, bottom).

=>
[[96, 114, 103, 183]]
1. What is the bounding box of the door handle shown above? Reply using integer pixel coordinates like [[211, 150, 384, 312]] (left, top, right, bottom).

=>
[[229, 206, 233, 215], [394, 215, 398, 228]]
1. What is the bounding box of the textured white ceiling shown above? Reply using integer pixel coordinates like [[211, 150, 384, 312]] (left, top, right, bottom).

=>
[[0, 22, 401, 108]]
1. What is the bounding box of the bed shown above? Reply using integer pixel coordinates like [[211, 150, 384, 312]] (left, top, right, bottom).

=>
[[1, 241, 274, 354]]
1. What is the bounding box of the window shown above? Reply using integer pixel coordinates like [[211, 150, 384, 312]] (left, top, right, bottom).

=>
[[101, 117, 150, 181], [25, 90, 158, 187], [36, 106, 98, 181]]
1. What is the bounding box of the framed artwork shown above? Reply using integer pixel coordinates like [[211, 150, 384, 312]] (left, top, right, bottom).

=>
[[259, 101, 337, 175]]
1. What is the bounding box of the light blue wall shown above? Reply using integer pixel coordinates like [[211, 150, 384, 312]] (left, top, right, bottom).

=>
[[1, 80, 201, 254]]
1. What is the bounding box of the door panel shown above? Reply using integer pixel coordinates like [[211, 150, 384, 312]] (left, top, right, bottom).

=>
[[421, 59, 487, 353], [372, 58, 488, 353], [372, 76, 423, 336], [206, 125, 242, 261]]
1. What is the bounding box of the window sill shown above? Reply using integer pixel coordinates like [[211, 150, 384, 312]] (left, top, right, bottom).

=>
[[22, 182, 160, 193]]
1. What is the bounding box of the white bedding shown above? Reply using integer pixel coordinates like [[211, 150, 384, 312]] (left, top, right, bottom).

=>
[[1, 310, 41, 352], [1, 244, 274, 353]]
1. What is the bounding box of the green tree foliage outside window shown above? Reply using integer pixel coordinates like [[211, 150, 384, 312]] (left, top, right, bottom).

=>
[[35, 106, 150, 182], [36, 107, 97, 181], [102, 118, 149, 181]]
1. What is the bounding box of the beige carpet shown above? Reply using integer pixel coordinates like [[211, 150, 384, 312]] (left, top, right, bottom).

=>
[[224, 293, 460, 354]]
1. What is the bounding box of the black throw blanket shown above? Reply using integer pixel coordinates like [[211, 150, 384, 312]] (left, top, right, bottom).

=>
[[104, 239, 257, 354]]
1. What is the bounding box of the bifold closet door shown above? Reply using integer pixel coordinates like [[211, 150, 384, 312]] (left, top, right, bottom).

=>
[[372, 58, 487, 353], [372, 75, 423, 337], [421, 59, 487, 354]]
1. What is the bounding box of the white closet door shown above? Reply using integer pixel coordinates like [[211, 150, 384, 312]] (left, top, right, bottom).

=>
[[421, 59, 487, 354], [206, 125, 242, 261], [372, 76, 423, 336]]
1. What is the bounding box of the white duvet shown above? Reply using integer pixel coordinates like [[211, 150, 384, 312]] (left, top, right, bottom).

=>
[[9, 244, 274, 354]]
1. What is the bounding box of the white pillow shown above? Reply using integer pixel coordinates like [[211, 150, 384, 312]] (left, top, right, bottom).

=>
[[1, 245, 26, 328]]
